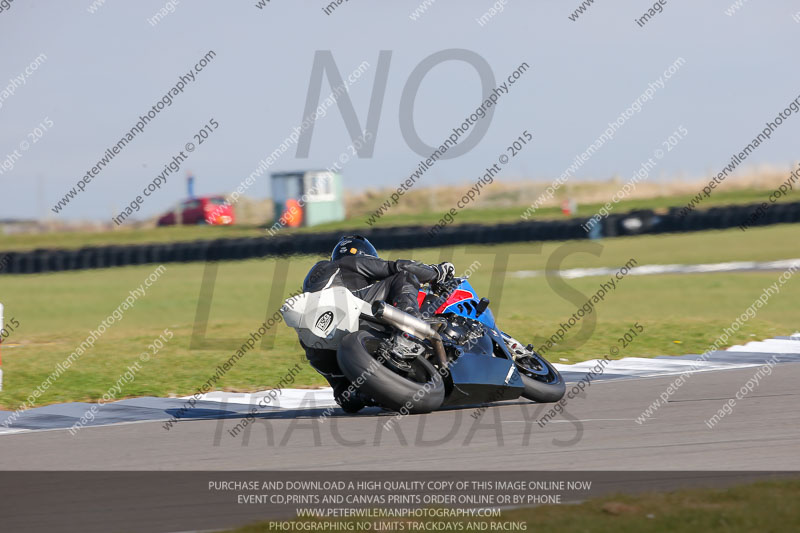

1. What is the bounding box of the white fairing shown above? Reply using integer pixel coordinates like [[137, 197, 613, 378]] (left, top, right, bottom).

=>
[[281, 286, 372, 350]]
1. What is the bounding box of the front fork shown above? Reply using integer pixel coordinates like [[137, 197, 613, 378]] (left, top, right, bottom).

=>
[[499, 331, 533, 361]]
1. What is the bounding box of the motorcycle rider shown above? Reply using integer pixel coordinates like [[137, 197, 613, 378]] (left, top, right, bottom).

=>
[[300, 235, 455, 412]]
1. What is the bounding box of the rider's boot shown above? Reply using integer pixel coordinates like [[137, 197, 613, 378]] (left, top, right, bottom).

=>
[[333, 384, 366, 413]]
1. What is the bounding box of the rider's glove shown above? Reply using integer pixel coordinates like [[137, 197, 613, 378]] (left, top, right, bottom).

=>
[[432, 262, 455, 284]]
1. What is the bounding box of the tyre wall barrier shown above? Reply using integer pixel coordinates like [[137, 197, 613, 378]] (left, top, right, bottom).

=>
[[1, 201, 798, 275]]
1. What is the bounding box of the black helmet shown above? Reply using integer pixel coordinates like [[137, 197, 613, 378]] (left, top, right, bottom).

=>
[[331, 235, 378, 261]]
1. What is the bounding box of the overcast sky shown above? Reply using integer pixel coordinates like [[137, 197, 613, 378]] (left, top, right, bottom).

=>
[[1, 0, 799, 221]]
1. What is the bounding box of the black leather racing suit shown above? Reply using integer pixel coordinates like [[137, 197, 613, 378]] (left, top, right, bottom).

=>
[[300, 256, 439, 409]]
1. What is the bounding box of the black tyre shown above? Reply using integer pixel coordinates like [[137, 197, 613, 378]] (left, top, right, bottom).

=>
[[515, 353, 566, 403], [337, 330, 444, 414]]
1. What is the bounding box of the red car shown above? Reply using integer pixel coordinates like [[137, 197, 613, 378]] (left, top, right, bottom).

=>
[[157, 196, 234, 226]]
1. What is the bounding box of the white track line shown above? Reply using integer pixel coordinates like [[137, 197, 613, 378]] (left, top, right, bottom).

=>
[[187, 334, 800, 409], [184, 388, 339, 409], [727, 339, 800, 353], [512, 258, 800, 279]]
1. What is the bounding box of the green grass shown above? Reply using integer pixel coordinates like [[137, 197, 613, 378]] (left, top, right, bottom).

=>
[[0, 224, 798, 409], [0, 186, 791, 252], [225, 479, 800, 533], [0, 223, 268, 252]]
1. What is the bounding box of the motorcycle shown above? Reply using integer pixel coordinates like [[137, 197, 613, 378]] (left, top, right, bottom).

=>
[[281, 274, 565, 413]]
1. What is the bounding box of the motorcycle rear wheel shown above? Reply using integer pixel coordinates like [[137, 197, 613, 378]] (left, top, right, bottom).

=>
[[337, 330, 445, 414]]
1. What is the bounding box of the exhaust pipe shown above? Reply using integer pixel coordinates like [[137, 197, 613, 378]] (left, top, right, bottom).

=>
[[372, 301, 437, 339], [372, 301, 448, 369]]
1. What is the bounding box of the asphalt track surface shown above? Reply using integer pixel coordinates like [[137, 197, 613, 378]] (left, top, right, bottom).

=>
[[2, 363, 798, 471], [1, 361, 799, 532]]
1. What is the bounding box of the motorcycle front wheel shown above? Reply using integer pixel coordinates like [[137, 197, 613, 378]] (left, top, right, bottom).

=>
[[515, 352, 566, 403]]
